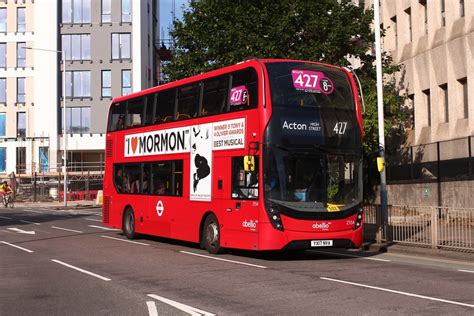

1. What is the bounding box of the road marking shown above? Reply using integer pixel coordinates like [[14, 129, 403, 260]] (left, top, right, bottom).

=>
[[146, 301, 158, 316], [88, 225, 119, 231], [458, 269, 474, 274], [52, 226, 83, 233], [101, 235, 150, 246], [23, 209, 43, 214], [180, 251, 267, 269], [85, 218, 102, 222], [321, 277, 474, 308], [312, 250, 391, 262], [8, 228, 35, 235], [51, 259, 111, 281], [148, 294, 215, 316], [0, 216, 12, 220], [0, 241, 34, 253], [19, 220, 41, 226]]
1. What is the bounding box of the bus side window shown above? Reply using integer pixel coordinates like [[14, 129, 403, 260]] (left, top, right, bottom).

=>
[[155, 89, 176, 123], [127, 98, 145, 128], [144, 95, 155, 126], [229, 68, 258, 112], [176, 84, 199, 121], [231, 157, 259, 200], [151, 160, 183, 196], [114, 164, 124, 193], [109, 102, 125, 132], [124, 164, 140, 194], [201, 75, 228, 116]]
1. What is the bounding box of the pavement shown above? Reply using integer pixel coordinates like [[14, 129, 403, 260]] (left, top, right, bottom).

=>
[[14, 199, 102, 210]]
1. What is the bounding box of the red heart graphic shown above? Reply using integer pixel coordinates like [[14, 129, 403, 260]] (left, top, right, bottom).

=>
[[131, 137, 138, 154]]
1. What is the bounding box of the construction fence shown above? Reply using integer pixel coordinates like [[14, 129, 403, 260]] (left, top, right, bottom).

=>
[[364, 205, 474, 252]]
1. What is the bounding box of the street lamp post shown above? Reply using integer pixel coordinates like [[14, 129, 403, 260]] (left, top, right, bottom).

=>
[[26, 47, 68, 206]]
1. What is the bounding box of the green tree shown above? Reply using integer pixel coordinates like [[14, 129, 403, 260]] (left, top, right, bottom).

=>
[[164, 0, 410, 202]]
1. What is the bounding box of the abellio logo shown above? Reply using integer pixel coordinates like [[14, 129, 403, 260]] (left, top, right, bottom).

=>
[[312, 222, 331, 230], [242, 219, 257, 229]]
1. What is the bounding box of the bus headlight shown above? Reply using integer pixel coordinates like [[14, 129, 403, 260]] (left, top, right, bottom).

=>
[[354, 208, 363, 230], [267, 206, 284, 231]]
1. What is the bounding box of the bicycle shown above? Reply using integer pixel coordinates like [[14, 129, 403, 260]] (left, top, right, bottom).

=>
[[2, 192, 14, 208]]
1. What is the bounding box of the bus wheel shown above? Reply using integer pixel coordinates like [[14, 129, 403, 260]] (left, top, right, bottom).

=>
[[202, 214, 224, 254], [123, 208, 136, 239]]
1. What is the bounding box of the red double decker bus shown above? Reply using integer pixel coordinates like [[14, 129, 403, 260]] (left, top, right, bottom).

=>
[[103, 59, 364, 253]]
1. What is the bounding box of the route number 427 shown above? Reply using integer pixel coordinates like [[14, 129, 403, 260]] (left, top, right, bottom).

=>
[[333, 122, 348, 135]]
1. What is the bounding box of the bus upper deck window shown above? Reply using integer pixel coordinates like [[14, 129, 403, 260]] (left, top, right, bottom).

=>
[[177, 84, 199, 121], [201, 75, 228, 116], [127, 98, 145, 128], [109, 102, 125, 131], [229, 68, 258, 112], [155, 89, 176, 123]]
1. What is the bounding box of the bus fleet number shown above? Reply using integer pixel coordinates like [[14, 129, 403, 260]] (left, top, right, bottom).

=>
[[294, 73, 319, 89], [333, 122, 347, 135]]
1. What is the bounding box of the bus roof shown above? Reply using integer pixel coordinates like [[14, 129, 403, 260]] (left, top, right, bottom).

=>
[[111, 58, 345, 104]]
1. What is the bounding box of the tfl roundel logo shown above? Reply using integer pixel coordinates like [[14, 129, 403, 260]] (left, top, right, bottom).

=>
[[156, 200, 164, 217]]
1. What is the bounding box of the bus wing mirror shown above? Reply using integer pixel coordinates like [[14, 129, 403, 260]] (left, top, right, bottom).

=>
[[244, 156, 255, 172]]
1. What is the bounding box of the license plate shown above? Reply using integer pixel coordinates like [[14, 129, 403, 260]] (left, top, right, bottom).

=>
[[311, 240, 333, 247]]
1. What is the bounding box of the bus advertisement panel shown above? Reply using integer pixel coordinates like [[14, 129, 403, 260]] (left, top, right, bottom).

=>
[[103, 59, 363, 254]]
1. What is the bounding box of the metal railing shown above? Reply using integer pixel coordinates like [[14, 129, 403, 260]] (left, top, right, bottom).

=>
[[364, 205, 474, 252]]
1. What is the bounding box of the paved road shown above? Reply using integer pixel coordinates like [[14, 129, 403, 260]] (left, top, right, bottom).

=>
[[1, 206, 473, 315]]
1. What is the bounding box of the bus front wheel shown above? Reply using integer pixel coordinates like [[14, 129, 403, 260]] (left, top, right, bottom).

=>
[[123, 208, 136, 239], [202, 214, 224, 254]]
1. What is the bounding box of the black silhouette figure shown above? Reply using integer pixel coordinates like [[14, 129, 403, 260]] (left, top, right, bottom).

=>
[[193, 154, 210, 192]]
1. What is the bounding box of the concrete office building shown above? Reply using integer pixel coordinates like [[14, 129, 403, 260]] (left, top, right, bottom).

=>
[[0, 0, 159, 176], [362, 0, 474, 206]]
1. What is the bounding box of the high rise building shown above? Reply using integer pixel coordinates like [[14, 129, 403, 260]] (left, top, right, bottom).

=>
[[0, 0, 159, 176]]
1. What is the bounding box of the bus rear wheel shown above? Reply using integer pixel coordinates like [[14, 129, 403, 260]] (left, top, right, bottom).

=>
[[123, 208, 136, 239], [202, 214, 224, 254]]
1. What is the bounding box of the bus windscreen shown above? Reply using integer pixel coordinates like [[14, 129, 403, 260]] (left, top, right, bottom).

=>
[[266, 62, 354, 110]]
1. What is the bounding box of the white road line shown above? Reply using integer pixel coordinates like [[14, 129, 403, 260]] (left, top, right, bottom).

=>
[[321, 277, 474, 308], [51, 259, 111, 281], [146, 301, 158, 316], [19, 220, 41, 226], [23, 209, 43, 214], [84, 218, 102, 222], [0, 241, 34, 253], [312, 250, 391, 262], [101, 235, 150, 246], [0, 216, 12, 220], [180, 251, 267, 269], [148, 294, 215, 316], [458, 269, 474, 274], [52, 226, 83, 233], [88, 225, 119, 231]]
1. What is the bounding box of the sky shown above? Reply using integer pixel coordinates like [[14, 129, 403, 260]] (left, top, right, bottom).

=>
[[160, 0, 189, 41]]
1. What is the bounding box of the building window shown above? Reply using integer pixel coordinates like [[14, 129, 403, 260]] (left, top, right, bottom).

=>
[[441, 0, 446, 27], [0, 147, 5, 172], [39, 147, 49, 173], [65, 71, 91, 98], [0, 8, 6, 33], [62, 0, 91, 24], [460, 0, 465, 17], [121, 0, 132, 23], [122, 70, 132, 96], [102, 70, 111, 97], [421, 0, 428, 35], [408, 94, 415, 129], [0, 113, 5, 136], [112, 33, 131, 60], [16, 147, 26, 174], [390, 15, 397, 49], [62, 34, 91, 61], [17, 78, 25, 103], [423, 89, 431, 127], [101, 0, 111, 23], [17, 42, 26, 68], [405, 8, 412, 42], [63, 106, 91, 133], [17, 7, 26, 32], [0, 43, 6, 68], [459, 78, 468, 119], [440, 84, 448, 123], [17, 112, 26, 138], [0, 78, 6, 103]]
